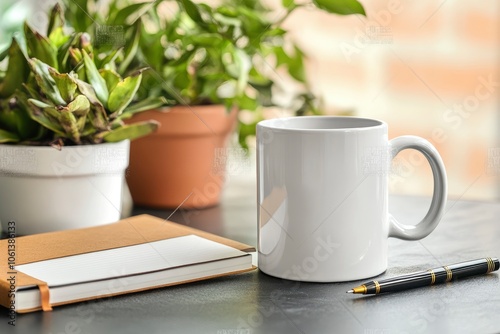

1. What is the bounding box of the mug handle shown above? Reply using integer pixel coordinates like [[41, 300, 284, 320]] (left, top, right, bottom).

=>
[[388, 136, 447, 240]]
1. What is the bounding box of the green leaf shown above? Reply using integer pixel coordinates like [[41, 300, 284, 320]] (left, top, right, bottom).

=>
[[0, 101, 19, 133], [99, 69, 121, 93], [47, 3, 65, 37], [110, 2, 153, 25], [22, 80, 42, 101], [25, 102, 65, 136], [80, 121, 97, 138], [58, 110, 81, 143], [74, 78, 101, 106], [0, 47, 9, 62], [0, 38, 29, 98], [28, 58, 66, 106], [95, 48, 121, 69], [144, 1, 162, 26], [167, 49, 195, 67], [189, 33, 224, 46], [282, 0, 297, 9], [196, 3, 219, 32], [312, 0, 366, 16], [235, 93, 258, 111], [40, 106, 60, 120], [74, 78, 108, 130], [49, 69, 78, 104], [288, 46, 306, 82], [179, 0, 204, 24], [118, 21, 141, 74], [27, 99, 53, 109], [66, 94, 90, 116], [139, 31, 164, 69], [48, 27, 70, 49], [252, 81, 273, 106], [63, 0, 92, 33], [82, 49, 109, 107], [75, 115, 87, 133], [0, 129, 19, 143], [264, 28, 287, 37], [237, 7, 268, 37], [86, 107, 107, 132], [216, 6, 238, 18], [57, 33, 81, 72], [231, 47, 251, 95], [248, 67, 271, 86], [108, 71, 143, 116], [118, 96, 168, 120], [24, 23, 58, 69], [221, 44, 238, 78], [8, 94, 45, 139], [102, 120, 159, 142], [213, 12, 241, 27], [173, 69, 193, 101], [69, 48, 83, 65]]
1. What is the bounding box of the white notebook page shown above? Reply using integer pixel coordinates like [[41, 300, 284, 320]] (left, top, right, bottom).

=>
[[16, 235, 247, 287]]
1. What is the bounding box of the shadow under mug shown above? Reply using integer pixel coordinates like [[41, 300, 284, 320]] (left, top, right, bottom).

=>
[[257, 116, 447, 282]]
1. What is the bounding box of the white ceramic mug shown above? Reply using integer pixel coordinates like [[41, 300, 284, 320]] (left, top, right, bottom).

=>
[[257, 116, 447, 282]]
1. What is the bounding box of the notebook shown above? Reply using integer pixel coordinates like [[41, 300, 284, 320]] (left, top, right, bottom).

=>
[[0, 214, 255, 313]]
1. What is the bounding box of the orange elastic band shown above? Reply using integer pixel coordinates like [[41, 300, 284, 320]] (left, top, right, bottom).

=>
[[39, 284, 52, 312]]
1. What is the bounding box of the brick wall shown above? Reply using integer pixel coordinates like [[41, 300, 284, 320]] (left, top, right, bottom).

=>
[[282, 0, 500, 200]]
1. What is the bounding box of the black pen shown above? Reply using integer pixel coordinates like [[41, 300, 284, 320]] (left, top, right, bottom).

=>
[[347, 257, 499, 295]]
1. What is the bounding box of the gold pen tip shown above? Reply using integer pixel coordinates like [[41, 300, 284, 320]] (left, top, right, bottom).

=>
[[347, 290, 354, 294]]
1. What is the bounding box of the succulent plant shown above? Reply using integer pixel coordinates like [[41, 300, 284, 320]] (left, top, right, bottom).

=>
[[0, 4, 161, 146]]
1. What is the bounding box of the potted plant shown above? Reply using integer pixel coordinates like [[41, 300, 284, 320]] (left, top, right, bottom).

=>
[[0, 5, 159, 235], [62, 0, 366, 209]]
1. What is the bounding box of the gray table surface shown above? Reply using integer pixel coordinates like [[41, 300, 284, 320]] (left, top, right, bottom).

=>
[[1, 194, 500, 334]]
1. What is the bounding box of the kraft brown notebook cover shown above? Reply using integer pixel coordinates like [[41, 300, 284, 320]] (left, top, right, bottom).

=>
[[0, 214, 256, 313]]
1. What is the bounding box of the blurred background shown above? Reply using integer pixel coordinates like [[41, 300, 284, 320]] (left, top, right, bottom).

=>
[[4, 0, 499, 201], [282, 0, 500, 201]]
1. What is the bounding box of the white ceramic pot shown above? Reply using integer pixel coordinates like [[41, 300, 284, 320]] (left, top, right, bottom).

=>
[[0, 140, 130, 235]]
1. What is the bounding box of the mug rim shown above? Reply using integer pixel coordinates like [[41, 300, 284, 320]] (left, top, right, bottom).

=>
[[257, 116, 387, 132]]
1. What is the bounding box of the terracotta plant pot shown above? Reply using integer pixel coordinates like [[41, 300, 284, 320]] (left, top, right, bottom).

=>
[[126, 105, 237, 208]]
